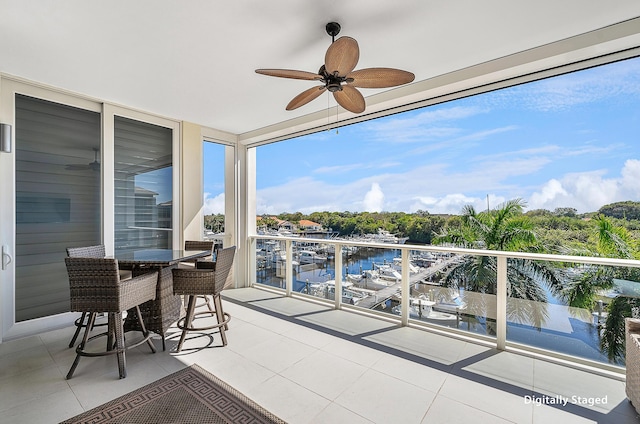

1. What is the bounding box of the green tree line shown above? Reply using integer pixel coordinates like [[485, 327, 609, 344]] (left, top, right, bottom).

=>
[[207, 201, 640, 248]]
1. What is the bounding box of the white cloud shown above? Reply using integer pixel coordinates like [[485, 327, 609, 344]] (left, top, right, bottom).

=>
[[203, 192, 225, 215], [529, 179, 567, 206], [527, 160, 640, 213], [256, 148, 640, 215], [409, 193, 507, 215], [363, 183, 385, 212], [361, 106, 485, 143], [313, 161, 401, 174], [491, 60, 640, 112], [256, 155, 546, 215]]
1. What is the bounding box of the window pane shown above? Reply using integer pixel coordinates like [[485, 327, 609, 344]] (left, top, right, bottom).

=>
[[203, 141, 226, 241], [114, 116, 172, 252], [15, 94, 101, 321]]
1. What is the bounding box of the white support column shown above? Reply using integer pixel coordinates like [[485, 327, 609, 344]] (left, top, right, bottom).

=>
[[285, 239, 293, 296], [236, 144, 250, 288], [496, 255, 508, 350], [248, 237, 256, 288], [334, 242, 343, 310], [101, 104, 115, 255], [401, 248, 410, 326]]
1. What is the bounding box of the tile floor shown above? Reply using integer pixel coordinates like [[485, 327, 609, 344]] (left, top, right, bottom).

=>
[[0, 287, 639, 423]]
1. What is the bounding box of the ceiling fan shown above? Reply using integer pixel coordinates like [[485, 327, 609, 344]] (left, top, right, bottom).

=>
[[65, 147, 100, 172], [255, 22, 415, 114]]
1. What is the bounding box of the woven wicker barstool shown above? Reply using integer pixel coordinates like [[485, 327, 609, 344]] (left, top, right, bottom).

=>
[[64, 257, 158, 379], [183, 240, 216, 314], [172, 246, 235, 352], [66, 245, 117, 348]]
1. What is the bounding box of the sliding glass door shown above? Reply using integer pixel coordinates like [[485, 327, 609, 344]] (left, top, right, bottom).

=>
[[114, 116, 174, 252]]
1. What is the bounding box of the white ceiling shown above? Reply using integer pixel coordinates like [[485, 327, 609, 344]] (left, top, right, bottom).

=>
[[2, 1, 640, 142]]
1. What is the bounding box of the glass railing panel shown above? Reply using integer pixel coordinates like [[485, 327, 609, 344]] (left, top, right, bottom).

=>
[[342, 246, 402, 313], [506, 261, 640, 366], [408, 252, 498, 338], [293, 240, 333, 299], [255, 237, 289, 290]]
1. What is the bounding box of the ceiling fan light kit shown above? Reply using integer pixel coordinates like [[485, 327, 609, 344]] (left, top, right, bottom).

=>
[[256, 22, 414, 114]]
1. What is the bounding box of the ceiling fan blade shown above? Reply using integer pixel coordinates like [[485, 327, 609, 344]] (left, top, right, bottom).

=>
[[333, 85, 365, 114], [286, 86, 327, 110], [325, 36, 359, 76], [255, 69, 322, 81], [347, 68, 415, 88]]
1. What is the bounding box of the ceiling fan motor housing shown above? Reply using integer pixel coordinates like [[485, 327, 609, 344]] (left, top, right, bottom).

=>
[[325, 22, 341, 39]]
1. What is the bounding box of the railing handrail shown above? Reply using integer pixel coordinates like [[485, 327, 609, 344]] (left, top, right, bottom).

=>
[[250, 234, 640, 268]]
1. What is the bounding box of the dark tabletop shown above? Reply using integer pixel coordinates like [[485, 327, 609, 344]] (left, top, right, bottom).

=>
[[114, 249, 210, 267]]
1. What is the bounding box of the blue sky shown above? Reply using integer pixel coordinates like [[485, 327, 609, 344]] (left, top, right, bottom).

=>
[[205, 56, 640, 215]]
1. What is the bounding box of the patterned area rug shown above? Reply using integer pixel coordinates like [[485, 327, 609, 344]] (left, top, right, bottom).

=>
[[61, 364, 286, 424]]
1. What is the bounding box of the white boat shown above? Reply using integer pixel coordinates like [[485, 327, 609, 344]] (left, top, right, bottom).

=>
[[392, 295, 459, 321], [351, 228, 408, 244], [391, 257, 420, 274], [374, 264, 402, 281], [307, 280, 367, 305], [432, 294, 466, 314], [346, 269, 398, 290], [297, 250, 328, 264]]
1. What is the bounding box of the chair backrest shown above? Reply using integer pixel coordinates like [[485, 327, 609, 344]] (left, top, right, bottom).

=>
[[184, 240, 214, 252], [65, 257, 121, 312], [66, 244, 106, 258], [184, 240, 214, 263], [214, 246, 236, 292]]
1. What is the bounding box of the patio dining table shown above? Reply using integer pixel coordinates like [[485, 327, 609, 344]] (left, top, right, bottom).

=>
[[115, 249, 211, 350]]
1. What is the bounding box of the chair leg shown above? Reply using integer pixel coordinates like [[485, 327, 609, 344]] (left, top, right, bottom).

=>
[[107, 314, 115, 352], [69, 312, 86, 348], [204, 295, 216, 316], [214, 295, 227, 346], [67, 312, 97, 380], [134, 305, 156, 354], [112, 312, 127, 379], [176, 296, 197, 352]]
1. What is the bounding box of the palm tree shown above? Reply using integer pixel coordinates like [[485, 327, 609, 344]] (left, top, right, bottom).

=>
[[562, 214, 640, 363], [433, 199, 565, 332]]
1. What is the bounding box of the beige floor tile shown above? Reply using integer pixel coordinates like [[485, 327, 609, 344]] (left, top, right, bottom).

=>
[[423, 395, 514, 424], [336, 369, 436, 424], [281, 349, 368, 400]]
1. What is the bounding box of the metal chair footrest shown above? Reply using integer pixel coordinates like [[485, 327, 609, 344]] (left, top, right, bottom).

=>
[[74, 330, 155, 358], [176, 311, 231, 332]]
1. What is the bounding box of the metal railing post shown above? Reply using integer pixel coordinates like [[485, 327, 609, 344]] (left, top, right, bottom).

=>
[[334, 242, 343, 309], [496, 255, 507, 350], [285, 239, 293, 296], [401, 248, 410, 326]]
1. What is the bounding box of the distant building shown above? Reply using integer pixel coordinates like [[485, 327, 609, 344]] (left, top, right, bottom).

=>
[[256, 217, 332, 237], [298, 220, 322, 231]]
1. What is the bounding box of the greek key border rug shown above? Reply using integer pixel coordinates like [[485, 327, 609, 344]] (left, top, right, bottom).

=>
[[61, 364, 286, 424]]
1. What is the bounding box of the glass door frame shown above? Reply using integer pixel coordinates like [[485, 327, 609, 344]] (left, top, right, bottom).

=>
[[0, 78, 103, 341]]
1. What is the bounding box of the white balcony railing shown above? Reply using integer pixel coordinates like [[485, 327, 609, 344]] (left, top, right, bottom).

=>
[[249, 235, 640, 375]]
